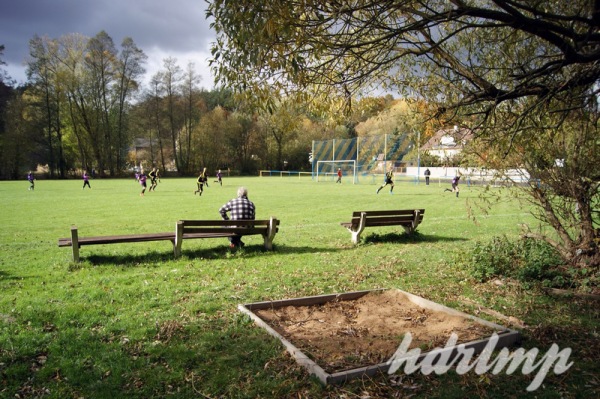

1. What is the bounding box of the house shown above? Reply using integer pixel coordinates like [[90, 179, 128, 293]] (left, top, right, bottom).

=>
[[421, 126, 473, 160]]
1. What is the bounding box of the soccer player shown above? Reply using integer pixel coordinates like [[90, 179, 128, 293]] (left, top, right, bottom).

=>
[[82, 170, 91, 189], [149, 167, 158, 191], [214, 169, 223, 186], [138, 171, 147, 196], [219, 186, 256, 249], [444, 175, 461, 197], [27, 171, 35, 191], [376, 167, 395, 194], [194, 168, 207, 196], [336, 168, 342, 183]]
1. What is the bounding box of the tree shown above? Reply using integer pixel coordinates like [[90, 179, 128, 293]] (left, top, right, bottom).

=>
[[179, 62, 205, 173], [26, 35, 63, 177], [145, 72, 168, 170], [257, 98, 301, 170], [209, 1, 600, 113], [160, 57, 184, 174], [472, 95, 600, 270], [0, 44, 11, 85], [209, 1, 600, 270], [114, 37, 147, 172]]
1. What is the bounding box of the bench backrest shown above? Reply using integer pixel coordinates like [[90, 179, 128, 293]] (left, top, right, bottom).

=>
[[349, 209, 425, 227], [177, 219, 280, 235]]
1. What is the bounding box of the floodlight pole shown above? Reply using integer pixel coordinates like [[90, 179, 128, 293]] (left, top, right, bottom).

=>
[[416, 130, 421, 184]]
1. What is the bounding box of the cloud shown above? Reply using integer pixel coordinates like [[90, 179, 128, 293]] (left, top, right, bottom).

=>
[[0, 0, 215, 87]]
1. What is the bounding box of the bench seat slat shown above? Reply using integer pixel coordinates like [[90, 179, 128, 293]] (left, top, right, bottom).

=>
[[181, 227, 271, 235], [182, 232, 236, 239], [350, 209, 425, 217], [350, 215, 423, 223], [58, 232, 174, 247], [178, 220, 278, 227], [343, 220, 422, 228]]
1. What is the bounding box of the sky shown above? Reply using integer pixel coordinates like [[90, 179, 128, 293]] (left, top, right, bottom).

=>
[[0, 0, 216, 89]]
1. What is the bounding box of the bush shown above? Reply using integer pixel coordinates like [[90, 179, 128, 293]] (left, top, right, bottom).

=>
[[516, 238, 562, 282], [471, 235, 563, 284], [471, 235, 518, 281]]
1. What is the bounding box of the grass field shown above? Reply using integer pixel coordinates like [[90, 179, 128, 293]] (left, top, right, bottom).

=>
[[0, 176, 598, 398]]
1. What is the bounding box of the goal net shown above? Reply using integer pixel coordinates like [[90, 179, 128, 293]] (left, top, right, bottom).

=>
[[311, 134, 412, 184], [316, 160, 357, 183]]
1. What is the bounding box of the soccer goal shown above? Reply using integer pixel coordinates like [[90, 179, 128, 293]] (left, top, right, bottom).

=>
[[315, 160, 357, 183]]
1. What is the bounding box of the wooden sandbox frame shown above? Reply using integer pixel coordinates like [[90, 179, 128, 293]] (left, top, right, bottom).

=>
[[238, 288, 521, 385]]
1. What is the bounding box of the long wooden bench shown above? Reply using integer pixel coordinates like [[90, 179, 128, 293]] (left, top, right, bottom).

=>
[[340, 209, 425, 244], [58, 227, 175, 262], [174, 217, 279, 256], [58, 217, 280, 262]]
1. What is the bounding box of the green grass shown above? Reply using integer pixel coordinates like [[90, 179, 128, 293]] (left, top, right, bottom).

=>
[[0, 176, 598, 398]]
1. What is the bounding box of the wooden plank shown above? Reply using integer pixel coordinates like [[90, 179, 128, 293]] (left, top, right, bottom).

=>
[[181, 227, 268, 235], [182, 232, 236, 239], [75, 232, 174, 245], [345, 217, 424, 228], [352, 215, 418, 223], [242, 289, 377, 311], [350, 209, 425, 217], [58, 238, 72, 247], [178, 219, 272, 227]]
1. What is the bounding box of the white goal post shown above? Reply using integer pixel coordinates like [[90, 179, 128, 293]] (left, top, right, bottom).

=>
[[316, 160, 357, 183]]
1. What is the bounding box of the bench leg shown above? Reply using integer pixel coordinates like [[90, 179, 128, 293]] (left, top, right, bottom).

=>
[[350, 212, 367, 244], [402, 210, 421, 235], [174, 221, 183, 257], [71, 226, 80, 262], [263, 216, 278, 250]]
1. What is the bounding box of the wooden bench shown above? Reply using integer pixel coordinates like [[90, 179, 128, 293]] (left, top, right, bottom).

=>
[[58, 217, 279, 262], [58, 227, 175, 262], [340, 209, 425, 244], [174, 217, 280, 257]]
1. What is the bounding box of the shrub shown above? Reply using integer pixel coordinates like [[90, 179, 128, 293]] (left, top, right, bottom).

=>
[[470, 235, 563, 284], [471, 235, 518, 281]]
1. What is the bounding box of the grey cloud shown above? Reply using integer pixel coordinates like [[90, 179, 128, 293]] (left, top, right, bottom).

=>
[[1, 0, 214, 83]]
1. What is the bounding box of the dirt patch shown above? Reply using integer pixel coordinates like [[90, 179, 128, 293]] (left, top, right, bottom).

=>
[[255, 290, 500, 373]]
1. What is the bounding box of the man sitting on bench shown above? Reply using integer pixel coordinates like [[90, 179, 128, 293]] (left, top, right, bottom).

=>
[[218, 186, 256, 249]]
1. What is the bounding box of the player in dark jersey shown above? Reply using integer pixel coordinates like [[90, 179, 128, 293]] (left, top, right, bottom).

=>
[[27, 171, 35, 191], [194, 168, 207, 196], [149, 168, 159, 191], [376, 168, 395, 194], [444, 175, 461, 197]]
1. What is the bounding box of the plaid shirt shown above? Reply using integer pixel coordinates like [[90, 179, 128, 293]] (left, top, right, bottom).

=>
[[219, 196, 255, 221]]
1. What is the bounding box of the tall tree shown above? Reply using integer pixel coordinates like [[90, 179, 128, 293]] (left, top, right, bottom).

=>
[[114, 37, 147, 172], [58, 33, 95, 174], [257, 98, 301, 170], [26, 35, 67, 177], [161, 57, 184, 173], [179, 62, 204, 173], [85, 31, 118, 175]]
